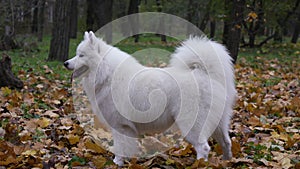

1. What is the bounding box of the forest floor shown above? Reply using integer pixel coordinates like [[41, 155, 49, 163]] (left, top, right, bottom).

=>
[[0, 36, 299, 169]]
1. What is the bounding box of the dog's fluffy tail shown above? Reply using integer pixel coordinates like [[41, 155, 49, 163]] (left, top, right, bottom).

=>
[[170, 36, 236, 103]]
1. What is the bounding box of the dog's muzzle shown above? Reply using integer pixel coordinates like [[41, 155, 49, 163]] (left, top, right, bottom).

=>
[[64, 61, 72, 70]]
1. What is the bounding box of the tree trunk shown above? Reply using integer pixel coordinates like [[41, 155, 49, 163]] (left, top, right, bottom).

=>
[[86, 0, 95, 31], [199, 8, 210, 32], [0, 34, 18, 50], [37, 0, 45, 42], [86, 0, 113, 43], [115, 0, 128, 36], [1, 24, 18, 50], [48, 0, 72, 62], [69, 0, 78, 39], [0, 54, 23, 89], [222, 0, 230, 44], [223, 0, 245, 64], [274, 27, 283, 42], [95, 0, 113, 43], [240, 0, 263, 48], [209, 18, 216, 39], [156, 0, 166, 42], [32, 0, 39, 33], [128, 0, 140, 43], [291, 12, 300, 43], [249, 32, 255, 48], [275, 0, 300, 42]]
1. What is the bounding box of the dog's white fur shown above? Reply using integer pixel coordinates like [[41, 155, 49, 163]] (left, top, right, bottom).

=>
[[64, 32, 236, 166]]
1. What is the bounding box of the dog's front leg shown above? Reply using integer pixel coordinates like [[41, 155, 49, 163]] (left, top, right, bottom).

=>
[[112, 127, 139, 166], [113, 155, 124, 166]]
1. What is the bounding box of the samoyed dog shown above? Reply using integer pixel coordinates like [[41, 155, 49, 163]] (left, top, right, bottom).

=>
[[64, 32, 236, 166]]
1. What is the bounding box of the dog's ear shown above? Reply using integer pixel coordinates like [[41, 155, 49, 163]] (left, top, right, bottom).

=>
[[84, 31, 89, 40], [88, 31, 97, 45], [88, 32, 101, 53]]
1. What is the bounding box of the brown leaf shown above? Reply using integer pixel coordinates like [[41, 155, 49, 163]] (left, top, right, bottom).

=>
[[191, 158, 207, 169], [84, 138, 106, 154], [91, 156, 107, 168], [43, 110, 60, 118], [129, 158, 145, 169], [0, 155, 18, 165], [231, 139, 242, 157], [247, 116, 261, 127], [284, 136, 297, 149], [170, 144, 193, 157], [71, 124, 85, 136]]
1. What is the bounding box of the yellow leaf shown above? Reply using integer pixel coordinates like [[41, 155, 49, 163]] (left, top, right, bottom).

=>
[[22, 150, 37, 156], [165, 158, 175, 165], [248, 12, 258, 19], [1, 87, 11, 96], [68, 134, 80, 145], [36, 117, 50, 128]]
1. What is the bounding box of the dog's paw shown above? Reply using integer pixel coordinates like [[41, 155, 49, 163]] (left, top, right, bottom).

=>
[[113, 156, 124, 166], [195, 142, 210, 161], [222, 152, 232, 160]]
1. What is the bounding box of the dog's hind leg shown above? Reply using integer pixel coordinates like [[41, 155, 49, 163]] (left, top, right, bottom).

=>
[[212, 122, 232, 160], [194, 141, 211, 160], [112, 126, 139, 166], [184, 128, 210, 161]]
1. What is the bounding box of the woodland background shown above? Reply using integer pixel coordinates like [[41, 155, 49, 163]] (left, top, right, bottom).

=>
[[0, 0, 299, 168]]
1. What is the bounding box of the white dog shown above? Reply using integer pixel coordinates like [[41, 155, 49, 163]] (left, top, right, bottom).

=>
[[64, 32, 236, 166]]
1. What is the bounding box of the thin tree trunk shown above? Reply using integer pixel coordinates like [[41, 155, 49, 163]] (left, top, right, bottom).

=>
[[210, 18, 216, 39], [223, 0, 245, 64], [128, 0, 139, 43], [156, 0, 166, 42], [48, 0, 72, 61], [31, 0, 39, 33], [37, 0, 45, 42], [291, 12, 300, 43], [69, 0, 78, 39], [116, 0, 128, 36], [222, 0, 229, 44], [86, 0, 95, 31], [275, 0, 300, 42], [249, 32, 255, 48], [199, 6, 210, 32]]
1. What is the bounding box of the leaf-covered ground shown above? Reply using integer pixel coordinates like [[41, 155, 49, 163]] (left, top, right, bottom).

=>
[[0, 42, 299, 169]]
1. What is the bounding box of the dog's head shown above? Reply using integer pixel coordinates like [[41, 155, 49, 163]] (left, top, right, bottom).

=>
[[64, 31, 102, 79]]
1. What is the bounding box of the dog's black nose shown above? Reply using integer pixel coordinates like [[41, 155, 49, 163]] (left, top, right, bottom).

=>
[[64, 61, 69, 68]]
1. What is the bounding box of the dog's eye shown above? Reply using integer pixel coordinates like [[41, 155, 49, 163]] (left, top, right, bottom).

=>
[[79, 54, 84, 57]]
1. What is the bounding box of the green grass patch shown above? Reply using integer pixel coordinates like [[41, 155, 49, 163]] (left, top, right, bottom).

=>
[[0, 34, 299, 82]]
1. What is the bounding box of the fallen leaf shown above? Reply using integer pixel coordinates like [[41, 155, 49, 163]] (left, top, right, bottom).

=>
[[36, 117, 50, 128], [91, 156, 107, 168], [43, 110, 60, 118], [84, 138, 106, 154], [22, 150, 37, 157], [68, 134, 80, 145]]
